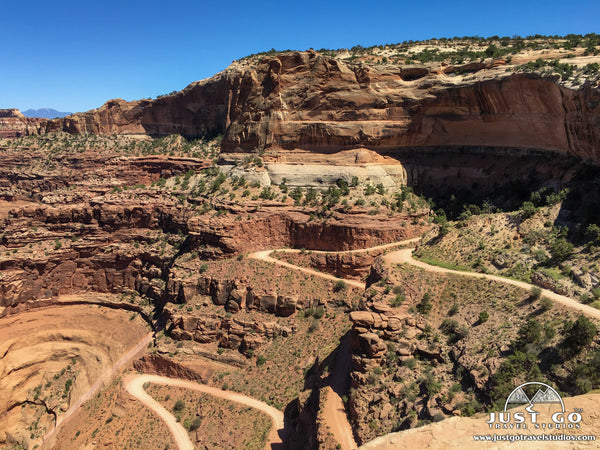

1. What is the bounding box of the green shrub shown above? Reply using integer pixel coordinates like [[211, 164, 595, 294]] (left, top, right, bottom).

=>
[[530, 286, 542, 300], [539, 297, 553, 311], [571, 349, 600, 394], [422, 373, 442, 396], [404, 358, 417, 370], [550, 238, 574, 263], [259, 186, 276, 200], [391, 293, 405, 307], [256, 355, 267, 366], [416, 292, 433, 315], [333, 280, 347, 292], [515, 318, 542, 349], [440, 319, 459, 335], [173, 399, 185, 412], [449, 303, 459, 315], [490, 351, 541, 402], [364, 184, 376, 195], [562, 315, 597, 356], [209, 172, 226, 192], [580, 293, 592, 304], [544, 322, 556, 339], [313, 307, 325, 319], [479, 310, 489, 323], [188, 416, 202, 431], [520, 201, 537, 219]]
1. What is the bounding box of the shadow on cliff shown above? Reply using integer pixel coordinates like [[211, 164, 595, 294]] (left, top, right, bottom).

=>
[[397, 147, 588, 220]]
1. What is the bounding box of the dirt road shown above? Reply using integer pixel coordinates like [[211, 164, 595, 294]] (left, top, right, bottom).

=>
[[248, 238, 421, 291], [249, 249, 366, 289], [124, 374, 285, 450], [385, 248, 600, 321], [323, 337, 358, 450]]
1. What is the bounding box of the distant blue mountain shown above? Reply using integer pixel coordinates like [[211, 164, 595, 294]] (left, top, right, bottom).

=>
[[22, 108, 71, 119]]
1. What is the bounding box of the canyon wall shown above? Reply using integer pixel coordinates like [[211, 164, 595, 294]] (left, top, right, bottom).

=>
[[29, 52, 600, 164]]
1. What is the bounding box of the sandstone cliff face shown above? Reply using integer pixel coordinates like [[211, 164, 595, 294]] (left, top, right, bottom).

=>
[[41, 75, 229, 137], [34, 52, 600, 163], [0, 109, 43, 138]]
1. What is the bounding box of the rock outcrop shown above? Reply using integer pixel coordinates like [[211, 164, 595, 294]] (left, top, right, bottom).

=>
[[0, 109, 43, 138], [164, 306, 295, 351]]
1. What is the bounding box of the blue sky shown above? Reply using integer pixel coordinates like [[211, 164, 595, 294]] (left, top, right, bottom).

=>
[[2, 0, 598, 113]]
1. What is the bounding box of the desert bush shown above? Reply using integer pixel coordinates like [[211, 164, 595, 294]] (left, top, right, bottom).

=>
[[520, 201, 537, 219], [571, 349, 600, 394], [422, 373, 442, 396], [404, 358, 417, 369], [550, 238, 574, 263], [333, 280, 347, 292], [530, 286, 542, 300], [209, 171, 226, 193], [391, 293, 405, 307], [173, 399, 185, 412], [313, 307, 325, 319], [544, 322, 556, 339], [440, 319, 459, 335], [364, 184, 375, 195], [416, 292, 433, 315], [490, 351, 541, 402], [515, 318, 542, 349], [539, 297, 553, 311], [562, 315, 597, 356], [259, 186, 276, 200], [188, 416, 202, 431], [449, 303, 459, 315]]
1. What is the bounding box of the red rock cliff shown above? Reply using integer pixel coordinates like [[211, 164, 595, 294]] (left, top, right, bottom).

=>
[[36, 52, 600, 163]]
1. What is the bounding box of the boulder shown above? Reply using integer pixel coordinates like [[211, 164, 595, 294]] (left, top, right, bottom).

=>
[[350, 311, 377, 327], [356, 332, 386, 358], [258, 293, 277, 313], [276, 295, 297, 316]]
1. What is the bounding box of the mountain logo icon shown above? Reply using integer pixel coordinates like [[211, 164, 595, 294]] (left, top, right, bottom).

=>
[[505, 382, 565, 412]]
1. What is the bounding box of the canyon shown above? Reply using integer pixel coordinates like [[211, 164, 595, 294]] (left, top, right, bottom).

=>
[[1, 35, 600, 449]]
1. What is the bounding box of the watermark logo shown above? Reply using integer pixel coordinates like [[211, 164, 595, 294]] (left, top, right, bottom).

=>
[[487, 382, 583, 430]]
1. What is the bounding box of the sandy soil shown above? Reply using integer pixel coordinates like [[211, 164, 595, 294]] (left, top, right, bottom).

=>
[[53, 376, 175, 449]]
